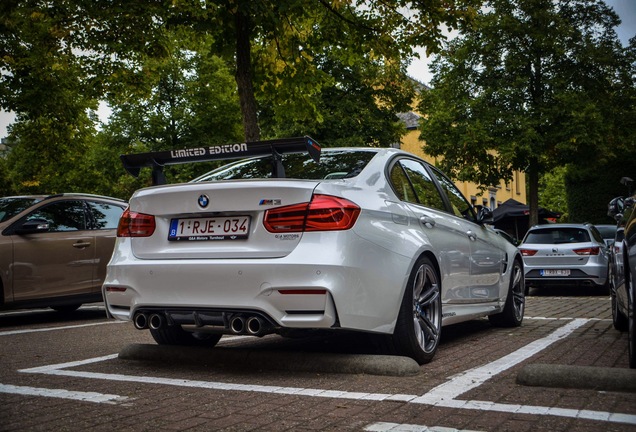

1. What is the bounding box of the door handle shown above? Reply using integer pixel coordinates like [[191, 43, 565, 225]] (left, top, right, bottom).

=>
[[420, 216, 436, 228], [72, 241, 91, 249], [467, 230, 477, 241]]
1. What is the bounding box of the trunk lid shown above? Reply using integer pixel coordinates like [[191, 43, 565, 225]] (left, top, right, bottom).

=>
[[129, 180, 319, 259]]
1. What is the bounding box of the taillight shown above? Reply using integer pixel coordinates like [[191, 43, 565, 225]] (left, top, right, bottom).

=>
[[573, 247, 600, 256], [117, 208, 156, 237], [519, 249, 538, 256], [264, 194, 360, 233]]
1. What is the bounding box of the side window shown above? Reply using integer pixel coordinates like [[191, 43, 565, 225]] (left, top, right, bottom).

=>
[[26, 201, 87, 232], [389, 163, 416, 202], [391, 159, 446, 211], [429, 166, 476, 222], [88, 201, 125, 230]]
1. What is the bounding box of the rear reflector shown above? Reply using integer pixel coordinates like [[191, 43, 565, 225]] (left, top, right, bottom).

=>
[[117, 208, 156, 237], [278, 289, 327, 295], [264, 194, 360, 233], [105, 286, 127, 292], [573, 247, 600, 256], [519, 249, 538, 256]]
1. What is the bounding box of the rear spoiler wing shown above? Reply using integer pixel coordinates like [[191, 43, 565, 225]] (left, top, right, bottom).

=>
[[120, 136, 321, 185]]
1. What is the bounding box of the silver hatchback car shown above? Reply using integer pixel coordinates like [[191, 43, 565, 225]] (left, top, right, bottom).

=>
[[519, 223, 609, 291]]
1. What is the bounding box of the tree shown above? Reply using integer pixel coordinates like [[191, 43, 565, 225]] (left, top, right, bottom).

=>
[[169, 0, 481, 141], [1, 0, 483, 194], [0, 0, 101, 193], [90, 32, 244, 198], [418, 0, 635, 227]]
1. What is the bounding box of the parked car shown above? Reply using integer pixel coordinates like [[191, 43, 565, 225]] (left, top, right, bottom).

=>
[[518, 223, 610, 292], [103, 137, 525, 364], [595, 223, 618, 247], [608, 194, 636, 368], [0, 194, 127, 312]]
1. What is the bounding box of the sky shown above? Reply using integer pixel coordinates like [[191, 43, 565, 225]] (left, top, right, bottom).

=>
[[0, 0, 634, 139]]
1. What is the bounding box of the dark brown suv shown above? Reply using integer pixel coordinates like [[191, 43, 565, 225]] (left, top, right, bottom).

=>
[[0, 194, 127, 312]]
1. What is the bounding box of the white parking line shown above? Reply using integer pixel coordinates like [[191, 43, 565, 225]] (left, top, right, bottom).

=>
[[364, 423, 483, 432], [413, 318, 589, 403], [0, 320, 126, 337], [0, 383, 129, 404], [17, 318, 636, 425]]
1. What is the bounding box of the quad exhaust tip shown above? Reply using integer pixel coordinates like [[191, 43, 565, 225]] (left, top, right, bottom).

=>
[[133, 312, 148, 330], [134, 311, 272, 336], [230, 315, 246, 334], [148, 314, 164, 330]]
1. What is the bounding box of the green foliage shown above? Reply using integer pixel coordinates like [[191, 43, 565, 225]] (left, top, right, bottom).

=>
[[0, 0, 482, 195], [93, 33, 244, 194], [417, 0, 635, 225], [538, 166, 568, 222], [565, 149, 636, 224]]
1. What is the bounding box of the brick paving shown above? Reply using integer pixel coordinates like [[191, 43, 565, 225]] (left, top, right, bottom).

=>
[[0, 292, 634, 431]]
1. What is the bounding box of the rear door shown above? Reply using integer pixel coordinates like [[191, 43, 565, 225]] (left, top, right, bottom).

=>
[[388, 158, 472, 298]]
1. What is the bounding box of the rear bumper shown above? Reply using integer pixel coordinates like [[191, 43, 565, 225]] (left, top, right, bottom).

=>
[[524, 268, 608, 287], [103, 233, 411, 334]]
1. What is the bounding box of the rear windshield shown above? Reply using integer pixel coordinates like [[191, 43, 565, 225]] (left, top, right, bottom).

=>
[[523, 227, 591, 244], [0, 197, 42, 222], [192, 150, 376, 182]]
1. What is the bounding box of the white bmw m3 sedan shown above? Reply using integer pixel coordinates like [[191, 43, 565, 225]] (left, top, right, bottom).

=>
[[103, 137, 525, 364]]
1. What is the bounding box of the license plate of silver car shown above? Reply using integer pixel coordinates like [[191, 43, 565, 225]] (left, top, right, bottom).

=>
[[540, 269, 570, 276], [168, 216, 250, 241]]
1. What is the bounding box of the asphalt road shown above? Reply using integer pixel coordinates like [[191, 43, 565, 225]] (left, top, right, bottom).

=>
[[1, 287, 635, 432]]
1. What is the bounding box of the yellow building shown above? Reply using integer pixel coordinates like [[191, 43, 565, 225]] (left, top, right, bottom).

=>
[[397, 111, 527, 209]]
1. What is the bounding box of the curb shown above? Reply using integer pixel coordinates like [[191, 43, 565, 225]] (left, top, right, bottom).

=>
[[517, 363, 636, 393], [119, 343, 421, 377]]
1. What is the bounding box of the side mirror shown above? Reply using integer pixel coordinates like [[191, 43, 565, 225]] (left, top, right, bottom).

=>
[[607, 196, 624, 218], [476, 206, 494, 225], [14, 218, 50, 235]]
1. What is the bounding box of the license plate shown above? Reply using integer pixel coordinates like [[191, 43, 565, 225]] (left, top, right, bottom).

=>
[[540, 269, 571, 277], [168, 216, 250, 241]]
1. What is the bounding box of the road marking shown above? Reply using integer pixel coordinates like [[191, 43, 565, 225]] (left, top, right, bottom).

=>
[[0, 320, 125, 337], [364, 423, 483, 432], [0, 383, 128, 404], [413, 318, 589, 402], [17, 318, 636, 425]]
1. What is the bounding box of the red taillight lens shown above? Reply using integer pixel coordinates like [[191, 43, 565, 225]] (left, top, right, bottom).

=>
[[117, 208, 156, 237], [573, 247, 600, 256], [263, 194, 360, 233], [519, 249, 538, 256]]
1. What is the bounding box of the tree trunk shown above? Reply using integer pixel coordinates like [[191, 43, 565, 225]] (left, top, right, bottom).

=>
[[234, 9, 260, 142], [527, 157, 540, 229]]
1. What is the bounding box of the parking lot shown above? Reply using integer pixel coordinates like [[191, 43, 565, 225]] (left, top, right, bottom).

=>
[[1, 288, 635, 432]]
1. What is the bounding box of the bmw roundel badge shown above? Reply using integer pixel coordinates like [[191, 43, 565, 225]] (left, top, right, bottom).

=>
[[198, 194, 210, 208]]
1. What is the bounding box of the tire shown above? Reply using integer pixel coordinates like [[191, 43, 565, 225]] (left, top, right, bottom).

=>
[[611, 287, 628, 331], [628, 265, 636, 369], [489, 258, 525, 327], [392, 256, 442, 365], [150, 325, 222, 347]]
